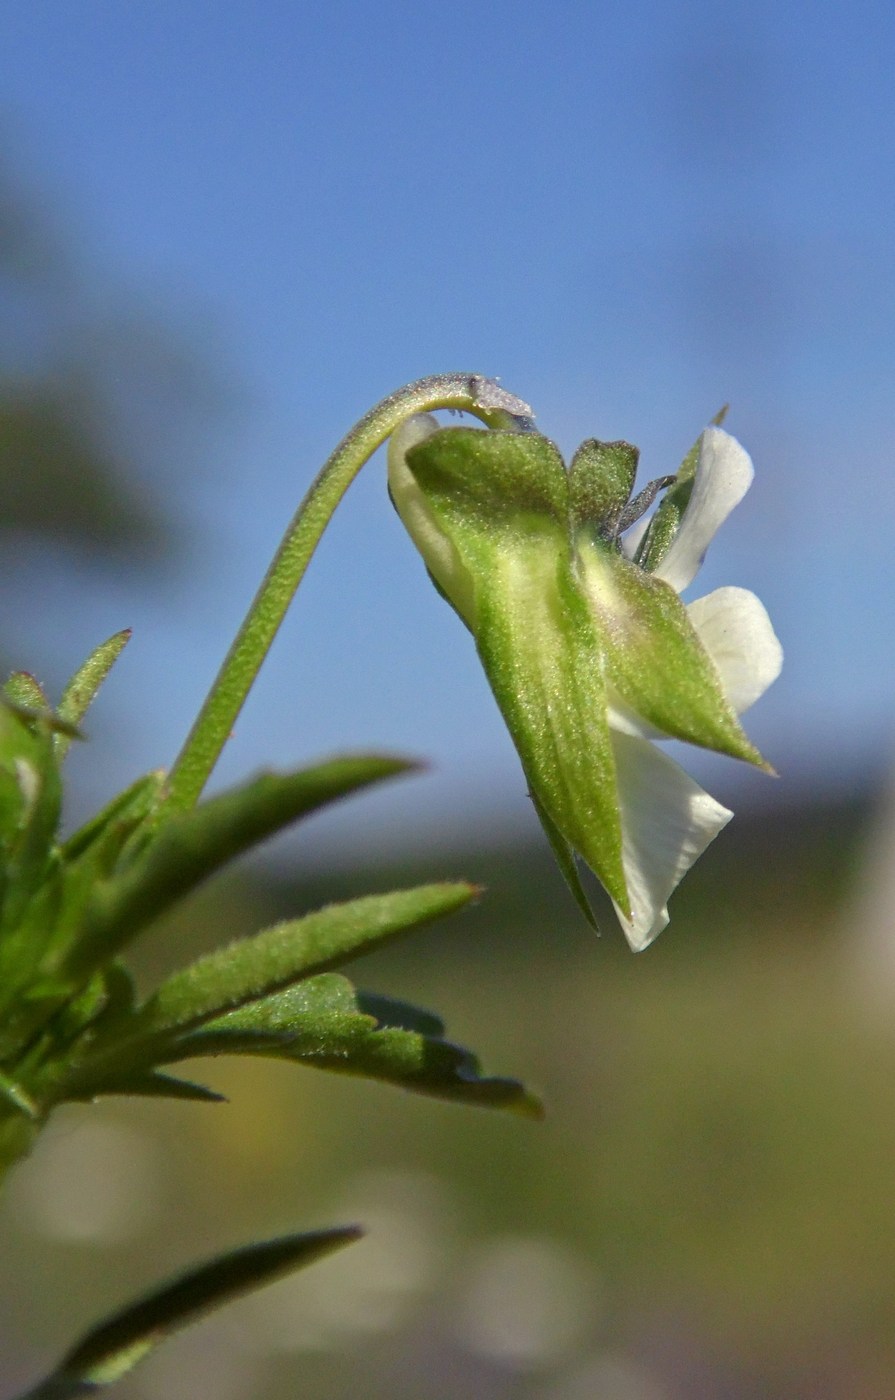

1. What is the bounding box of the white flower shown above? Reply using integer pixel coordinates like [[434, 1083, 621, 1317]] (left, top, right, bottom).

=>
[[597, 428, 782, 949], [389, 418, 781, 950]]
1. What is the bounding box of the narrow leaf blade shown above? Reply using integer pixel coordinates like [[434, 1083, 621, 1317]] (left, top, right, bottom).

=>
[[63, 753, 420, 979], [54, 630, 132, 759], [69, 884, 478, 1095], [19, 1227, 361, 1397], [60, 771, 165, 864], [82, 1070, 226, 1104]]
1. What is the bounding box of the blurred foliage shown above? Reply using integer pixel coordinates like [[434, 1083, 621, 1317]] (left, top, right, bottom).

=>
[[0, 149, 222, 580], [3, 786, 891, 1400]]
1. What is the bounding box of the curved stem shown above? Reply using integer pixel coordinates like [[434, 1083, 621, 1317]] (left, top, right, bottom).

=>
[[163, 374, 534, 816]]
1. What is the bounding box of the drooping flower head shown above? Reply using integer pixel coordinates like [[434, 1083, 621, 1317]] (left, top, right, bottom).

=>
[[388, 413, 781, 949]]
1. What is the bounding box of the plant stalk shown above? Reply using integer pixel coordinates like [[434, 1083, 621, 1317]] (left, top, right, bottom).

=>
[[162, 374, 534, 815]]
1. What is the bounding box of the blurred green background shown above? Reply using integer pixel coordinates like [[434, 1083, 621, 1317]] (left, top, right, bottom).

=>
[[2, 792, 893, 1399], [2, 3, 895, 1398]]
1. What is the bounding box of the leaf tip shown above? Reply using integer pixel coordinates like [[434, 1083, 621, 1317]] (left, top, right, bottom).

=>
[[517, 1091, 547, 1122]]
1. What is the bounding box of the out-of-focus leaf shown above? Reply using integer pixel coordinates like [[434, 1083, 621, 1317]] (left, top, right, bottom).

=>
[[0, 1068, 39, 1119], [54, 629, 132, 759], [61, 753, 420, 981], [3, 672, 50, 712], [0, 701, 62, 927], [45, 963, 137, 1056], [161, 973, 543, 1117], [60, 884, 477, 1097], [60, 770, 165, 864], [14, 1227, 362, 1398]]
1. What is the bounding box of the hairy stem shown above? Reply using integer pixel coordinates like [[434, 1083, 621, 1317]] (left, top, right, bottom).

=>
[[163, 375, 533, 816]]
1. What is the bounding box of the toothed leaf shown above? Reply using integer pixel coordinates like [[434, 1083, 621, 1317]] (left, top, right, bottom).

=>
[[162, 973, 543, 1117]]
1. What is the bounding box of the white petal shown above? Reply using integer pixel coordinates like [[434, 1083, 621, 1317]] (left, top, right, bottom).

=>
[[620, 513, 651, 560], [654, 427, 754, 594], [609, 730, 732, 951], [687, 586, 783, 714], [606, 691, 663, 741]]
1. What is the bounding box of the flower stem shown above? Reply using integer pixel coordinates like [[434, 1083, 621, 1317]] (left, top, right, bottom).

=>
[[162, 374, 534, 816]]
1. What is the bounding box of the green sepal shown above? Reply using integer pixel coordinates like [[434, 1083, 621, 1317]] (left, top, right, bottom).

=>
[[158, 973, 543, 1117], [409, 427, 568, 524], [569, 438, 639, 536], [402, 428, 629, 912], [529, 791, 599, 931], [54, 629, 132, 760], [400, 426, 569, 629], [576, 540, 765, 766], [16, 1228, 362, 1397], [59, 753, 420, 983]]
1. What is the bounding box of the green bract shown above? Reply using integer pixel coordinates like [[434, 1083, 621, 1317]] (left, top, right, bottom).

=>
[[388, 415, 782, 950]]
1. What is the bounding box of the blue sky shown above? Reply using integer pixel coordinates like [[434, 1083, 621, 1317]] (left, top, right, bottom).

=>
[[2, 0, 893, 849]]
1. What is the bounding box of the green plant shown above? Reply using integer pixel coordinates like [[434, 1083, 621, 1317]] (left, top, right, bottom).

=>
[[0, 374, 778, 1396]]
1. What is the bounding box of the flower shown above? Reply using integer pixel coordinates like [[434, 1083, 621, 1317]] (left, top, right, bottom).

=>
[[388, 415, 781, 950]]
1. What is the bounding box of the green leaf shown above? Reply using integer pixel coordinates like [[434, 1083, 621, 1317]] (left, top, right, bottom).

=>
[[40, 964, 138, 1061], [1, 690, 80, 741], [54, 630, 132, 760], [64, 884, 478, 1095], [0, 701, 62, 927], [162, 973, 543, 1117], [4, 672, 50, 712], [16, 1227, 361, 1398], [59, 753, 420, 982], [60, 771, 165, 865], [352, 990, 446, 1037], [0, 840, 143, 1048], [141, 883, 476, 1035], [83, 1070, 226, 1104]]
